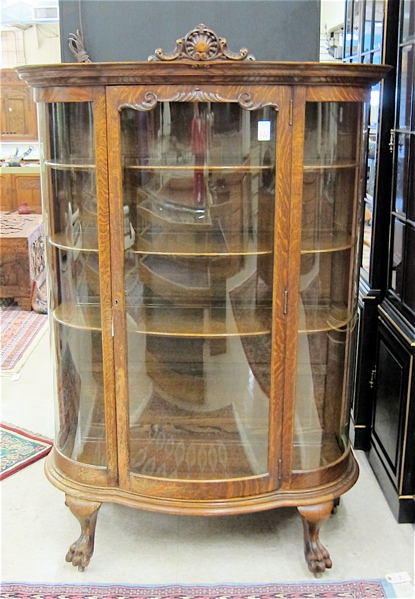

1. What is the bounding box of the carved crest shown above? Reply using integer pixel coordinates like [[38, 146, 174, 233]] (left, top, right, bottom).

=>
[[149, 24, 255, 62]]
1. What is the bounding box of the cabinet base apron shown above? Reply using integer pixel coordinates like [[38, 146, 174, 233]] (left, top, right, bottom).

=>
[[45, 448, 359, 574]]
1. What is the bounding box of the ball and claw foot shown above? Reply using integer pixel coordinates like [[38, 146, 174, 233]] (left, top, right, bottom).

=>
[[65, 495, 101, 572], [298, 500, 334, 576]]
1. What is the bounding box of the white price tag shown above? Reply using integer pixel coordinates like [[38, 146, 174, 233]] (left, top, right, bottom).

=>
[[258, 120, 271, 141], [386, 572, 412, 584]]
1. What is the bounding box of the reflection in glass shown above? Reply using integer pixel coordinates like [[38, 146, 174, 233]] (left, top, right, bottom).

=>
[[390, 217, 404, 297], [398, 45, 414, 130], [48, 103, 95, 164], [352, 0, 361, 55], [122, 101, 276, 480], [345, 0, 354, 58], [304, 103, 359, 165], [294, 102, 361, 470], [408, 136, 415, 223], [362, 199, 373, 273], [363, 0, 374, 52], [403, 226, 415, 312], [395, 133, 411, 214], [52, 324, 106, 466], [402, 0, 415, 42], [374, 0, 384, 49], [49, 168, 98, 250], [363, 84, 381, 276]]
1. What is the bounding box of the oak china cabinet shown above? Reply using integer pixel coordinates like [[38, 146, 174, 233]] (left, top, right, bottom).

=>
[[17, 26, 387, 574]]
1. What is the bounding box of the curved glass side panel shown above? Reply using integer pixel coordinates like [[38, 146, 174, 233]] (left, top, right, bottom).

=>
[[121, 101, 277, 480], [293, 101, 362, 471], [43, 102, 106, 467]]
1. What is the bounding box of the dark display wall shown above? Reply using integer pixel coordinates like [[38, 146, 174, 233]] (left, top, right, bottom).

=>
[[58, 0, 320, 63]]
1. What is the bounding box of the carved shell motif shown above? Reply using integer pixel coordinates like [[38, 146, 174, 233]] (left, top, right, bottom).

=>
[[149, 24, 255, 62]]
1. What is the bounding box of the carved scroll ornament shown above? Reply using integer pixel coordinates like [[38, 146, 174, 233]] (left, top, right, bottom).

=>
[[121, 90, 277, 112], [149, 24, 255, 62]]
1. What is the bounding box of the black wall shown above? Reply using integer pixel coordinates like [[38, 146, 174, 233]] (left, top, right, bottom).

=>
[[59, 1, 320, 63]]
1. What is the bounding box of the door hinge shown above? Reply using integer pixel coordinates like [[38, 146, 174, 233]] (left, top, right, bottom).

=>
[[289, 99, 293, 125], [278, 458, 282, 481], [369, 366, 377, 389], [283, 289, 288, 314]]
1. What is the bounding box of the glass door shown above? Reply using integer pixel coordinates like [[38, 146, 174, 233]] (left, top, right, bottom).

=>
[[293, 100, 364, 471], [37, 89, 116, 482], [388, 0, 415, 320], [107, 85, 291, 496]]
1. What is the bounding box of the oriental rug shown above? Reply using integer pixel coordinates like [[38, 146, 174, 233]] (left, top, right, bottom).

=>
[[0, 581, 397, 599], [0, 302, 48, 374], [0, 423, 53, 480]]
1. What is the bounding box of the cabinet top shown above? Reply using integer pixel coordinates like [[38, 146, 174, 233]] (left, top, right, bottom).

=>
[[16, 60, 389, 89], [17, 24, 390, 89]]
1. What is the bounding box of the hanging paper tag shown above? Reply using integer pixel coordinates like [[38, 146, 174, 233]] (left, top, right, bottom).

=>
[[258, 120, 271, 141]]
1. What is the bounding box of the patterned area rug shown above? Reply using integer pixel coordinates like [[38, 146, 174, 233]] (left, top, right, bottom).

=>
[[0, 302, 48, 374], [0, 581, 396, 599], [0, 423, 53, 480]]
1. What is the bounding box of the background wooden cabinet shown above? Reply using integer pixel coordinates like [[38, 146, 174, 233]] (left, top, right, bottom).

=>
[[1, 69, 37, 140], [0, 171, 41, 213]]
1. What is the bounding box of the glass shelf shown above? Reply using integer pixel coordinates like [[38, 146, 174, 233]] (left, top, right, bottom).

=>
[[137, 198, 213, 231], [45, 160, 95, 170], [53, 303, 102, 331], [125, 164, 272, 172], [298, 304, 351, 334], [303, 161, 359, 171], [49, 232, 99, 253], [301, 232, 355, 254], [132, 229, 273, 257], [127, 305, 271, 337]]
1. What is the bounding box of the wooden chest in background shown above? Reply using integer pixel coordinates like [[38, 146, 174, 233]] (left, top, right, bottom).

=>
[[0, 213, 45, 310]]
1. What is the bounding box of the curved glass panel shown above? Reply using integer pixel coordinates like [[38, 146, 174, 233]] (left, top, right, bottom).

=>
[[122, 101, 277, 480], [43, 102, 106, 466], [294, 102, 361, 471]]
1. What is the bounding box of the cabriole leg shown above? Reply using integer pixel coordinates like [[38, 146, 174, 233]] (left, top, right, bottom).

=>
[[65, 495, 101, 571], [297, 500, 334, 575]]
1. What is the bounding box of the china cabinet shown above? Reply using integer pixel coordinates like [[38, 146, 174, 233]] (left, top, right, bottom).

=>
[[344, 0, 415, 522], [17, 25, 387, 573]]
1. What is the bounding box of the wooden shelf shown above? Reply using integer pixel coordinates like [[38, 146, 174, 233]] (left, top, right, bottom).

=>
[[301, 231, 355, 254], [127, 305, 271, 337], [298, 304, 352, 334], [53, 303, 102, 330], [49, 232, 99, 252]]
